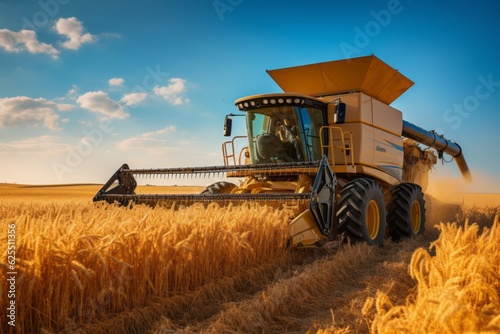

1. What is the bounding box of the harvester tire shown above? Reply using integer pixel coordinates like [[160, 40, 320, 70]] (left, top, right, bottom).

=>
[[200, 181, 236, 195], [337, 178, 386, 246], [387, 183, 425, 241]]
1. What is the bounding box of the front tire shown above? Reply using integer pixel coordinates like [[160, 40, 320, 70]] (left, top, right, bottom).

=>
[[387, 183, 426, 241], [337, 178, 386, 246]]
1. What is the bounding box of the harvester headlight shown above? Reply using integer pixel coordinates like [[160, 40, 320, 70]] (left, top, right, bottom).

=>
[[294, 98, 301, 104], [270, 99, 276, 104], [250, 101, 256, 107], [263, 99, 269, 105], [243, 102, 249, 108], [238, 103, 244, 109], [278, 98, 284, 104], [286, 98, 292, 104]]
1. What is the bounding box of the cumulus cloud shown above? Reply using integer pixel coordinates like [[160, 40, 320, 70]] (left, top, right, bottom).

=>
[[108, 77, 125, 87], [56, 104, 75, 112], [61, 86, 76, 100], [120, 92, 148, 106], [76, 91, 128, 119], [153, 78, 189, 105], [0, 29, 59, 58], [0, 96, 74, 130], [55, 17, 96, 50]]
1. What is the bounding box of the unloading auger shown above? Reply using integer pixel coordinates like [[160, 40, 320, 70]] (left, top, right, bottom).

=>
[[94, 55, 471, 248]]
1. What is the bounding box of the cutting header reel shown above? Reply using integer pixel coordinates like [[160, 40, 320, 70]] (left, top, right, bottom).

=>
[[94, 157, 336, 248]]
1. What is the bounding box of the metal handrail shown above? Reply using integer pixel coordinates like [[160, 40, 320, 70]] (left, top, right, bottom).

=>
[[222, 136, 247, 166], [319, 126, 354, 167]]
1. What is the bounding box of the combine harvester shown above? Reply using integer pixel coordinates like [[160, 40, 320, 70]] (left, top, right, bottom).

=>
[[94, 55, 471, 248]]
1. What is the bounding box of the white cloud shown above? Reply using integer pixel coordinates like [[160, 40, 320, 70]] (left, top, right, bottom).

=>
[[117, 137, 180, 155], [57, 85, 81, 104], [55, 17, 96, 50], [0, 96, 74, 130], [117, 126, 178, 154], [0, 135, 68, 153], [120, 92, 148, 106], [0, 29, 59, 59], [142, 125, 176, 137], [77, 91, 128, 119], [78, 120, 95, 128], [117, 137, 179, 155], [153, 78, 189, 105], [57, 104, 75, 112], [117, 137, 164, 149], [108, 77, 125, 87]]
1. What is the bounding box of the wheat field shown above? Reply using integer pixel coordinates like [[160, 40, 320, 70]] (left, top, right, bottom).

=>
[[0, 184, 499, 333], [360, 216, 500, 333]]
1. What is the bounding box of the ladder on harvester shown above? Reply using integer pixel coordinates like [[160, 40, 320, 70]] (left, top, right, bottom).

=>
[[320, 126, 355, 172]]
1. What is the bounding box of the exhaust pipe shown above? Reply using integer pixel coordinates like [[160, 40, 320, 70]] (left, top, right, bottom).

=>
[[402, 121, 472, 182]]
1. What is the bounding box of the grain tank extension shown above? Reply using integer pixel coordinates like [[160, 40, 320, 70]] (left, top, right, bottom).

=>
[[94, 55, 471, 248]]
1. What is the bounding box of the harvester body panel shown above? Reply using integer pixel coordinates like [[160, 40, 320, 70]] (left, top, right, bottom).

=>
[[323, 92, 404, 184]]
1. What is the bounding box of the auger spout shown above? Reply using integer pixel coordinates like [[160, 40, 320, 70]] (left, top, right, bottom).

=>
[[402, 120, 472, 182]]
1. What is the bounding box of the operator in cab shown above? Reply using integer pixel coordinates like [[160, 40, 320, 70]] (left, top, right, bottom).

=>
[[277, 117, 303, 161]]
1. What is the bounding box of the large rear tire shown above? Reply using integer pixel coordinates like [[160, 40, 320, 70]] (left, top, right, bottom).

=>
[[387, 183, 426, 241], [337, 178, 386, 246], [200, 181, 236, 194]]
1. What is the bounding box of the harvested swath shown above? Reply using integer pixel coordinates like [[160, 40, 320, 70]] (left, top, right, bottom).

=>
[[186, 243, 379, 334], [0, 201, 291, 333], [72, 260, 294, 334], [170, 228, 438, 334], [364, 215, 500, 333]]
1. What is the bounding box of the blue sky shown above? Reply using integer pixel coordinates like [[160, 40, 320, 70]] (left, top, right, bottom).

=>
[[0, 0, 499, 193]]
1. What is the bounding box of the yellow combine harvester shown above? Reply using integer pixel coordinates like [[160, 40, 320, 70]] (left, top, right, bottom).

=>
[[94, 55, 471, 248]]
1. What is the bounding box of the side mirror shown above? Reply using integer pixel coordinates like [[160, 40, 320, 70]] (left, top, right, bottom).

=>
[[334, 102, 346, 124], [223, 116, 232, 137]]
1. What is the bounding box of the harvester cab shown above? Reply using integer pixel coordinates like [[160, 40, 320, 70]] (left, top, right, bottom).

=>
[[229, 93, 327, 164], [94, 55, 471, 249]]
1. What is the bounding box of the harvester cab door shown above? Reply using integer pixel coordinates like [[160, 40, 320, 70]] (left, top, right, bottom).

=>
[[297, 106, 325, 162]]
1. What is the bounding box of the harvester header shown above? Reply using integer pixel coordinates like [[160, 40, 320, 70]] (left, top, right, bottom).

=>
[[95, 55, 471, 248]]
